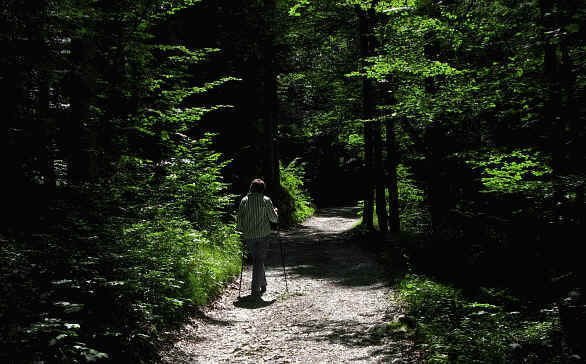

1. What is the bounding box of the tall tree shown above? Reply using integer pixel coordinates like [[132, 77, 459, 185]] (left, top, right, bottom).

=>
[[357, 3, 376, 229], [263, 0, 281, 201], [67, 38, 98, 182], [374, 115, 389, 233], [383, 86, 401, 233]]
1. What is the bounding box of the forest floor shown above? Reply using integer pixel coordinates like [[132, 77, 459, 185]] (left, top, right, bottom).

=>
[[159, 207, 424, 363]]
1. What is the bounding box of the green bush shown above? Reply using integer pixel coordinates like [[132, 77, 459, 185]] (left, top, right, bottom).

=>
[[279, 159, 315, 225], [395, 274, 563, 363], [0, 136, 243, 363], [464, 148, 552, 196], [122, 218, 241, 311], [397, 164, 430, 233], [114, 134, 242, 313]]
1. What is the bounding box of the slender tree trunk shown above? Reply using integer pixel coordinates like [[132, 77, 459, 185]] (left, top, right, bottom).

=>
[[538, 0, 568, 230], [3, 62, 25, 233], [273, 133, 281, 205], [374, 119, 388, 233], [386, 115, 401, 233], [262, 0, 280, 202], [67, 38, 98, 183], [357, 4, 379, 229], [538, 0, 564, 169], [363, 121, 375, 228], [426, 124, 444, 237], [33, 27, 56, 191], [382, 75, 401, 234], [371, 2, 387, 232], [558, 22, 579, 169], [38, 70, 56, 190], [575, 184, 584, 226]]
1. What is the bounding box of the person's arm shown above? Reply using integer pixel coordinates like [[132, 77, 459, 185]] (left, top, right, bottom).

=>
[[265, 197, 278, 224]]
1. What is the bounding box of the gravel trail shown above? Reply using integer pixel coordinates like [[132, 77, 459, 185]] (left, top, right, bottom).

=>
[[160, 207, 420, 363]]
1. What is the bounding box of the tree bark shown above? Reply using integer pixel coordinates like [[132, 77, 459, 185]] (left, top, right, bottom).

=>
[[374, 119, 388, 233], [67, 38, 98, 183], [386, 115, 401, 233], [38, 70, 56, 190], [262, 0, 280, 202], [538, 0, 564, 171], [556, 1, 581, 171], [381, 73, 401, 234], [357, 4, 379, 229], [3, 59, 25, 233], [363, 121, 375, 229]]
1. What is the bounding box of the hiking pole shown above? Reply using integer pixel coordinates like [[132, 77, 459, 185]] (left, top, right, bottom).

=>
[[278, 224, 289, 293], [238, 243, 245, 298]]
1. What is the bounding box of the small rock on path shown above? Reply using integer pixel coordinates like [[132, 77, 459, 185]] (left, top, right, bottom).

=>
[[159, 207, 419, 363]]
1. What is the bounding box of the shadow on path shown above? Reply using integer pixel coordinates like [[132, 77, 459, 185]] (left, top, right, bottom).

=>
[[313, 206, 362, 219], [191, 310, 233, 327], [286, 315, 419, 362], [262, 206, 387, 288], [290, 318, 385, 347], [233, 296, 276, 309]]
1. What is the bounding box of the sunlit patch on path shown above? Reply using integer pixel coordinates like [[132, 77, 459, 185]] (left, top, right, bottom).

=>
[[160, 207, 418, 363]]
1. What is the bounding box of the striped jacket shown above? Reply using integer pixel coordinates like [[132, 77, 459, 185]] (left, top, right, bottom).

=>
[[237, 193, 279, 240]]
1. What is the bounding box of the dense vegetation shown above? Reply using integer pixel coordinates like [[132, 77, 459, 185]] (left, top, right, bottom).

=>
[[1, 0, 584, 362]]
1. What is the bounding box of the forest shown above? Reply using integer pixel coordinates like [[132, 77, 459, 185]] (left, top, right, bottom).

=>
[[1, 0, 585, 362]]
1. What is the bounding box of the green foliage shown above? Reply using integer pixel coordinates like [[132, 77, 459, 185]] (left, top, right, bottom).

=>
[[465, 149, 553, 196], [396, 274, 563, 363], [0, 0, 245, 361], [122, 217, 241, 310], [397, 164, 429, 232], [4, 0, 584, 361], [279, 159, 315, 225], [280, 0, 361, 140], [357, 164, 428, 232], [289, 0, 311, 16], [1, 147, 240, 362], [112, 127, 241, 310], [116, 135, 234, 225], [1, 146, 241, 362]]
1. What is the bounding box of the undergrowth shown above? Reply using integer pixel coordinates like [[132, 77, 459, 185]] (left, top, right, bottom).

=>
[[279, 158, 315, 225], [353, 161, 566, 362], [1, 140, 243, 363], [393, 273, 564, 363], [1, 218, 241, 364]]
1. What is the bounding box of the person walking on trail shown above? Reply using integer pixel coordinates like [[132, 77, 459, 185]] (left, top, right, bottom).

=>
[[237, 178, 279, 298]]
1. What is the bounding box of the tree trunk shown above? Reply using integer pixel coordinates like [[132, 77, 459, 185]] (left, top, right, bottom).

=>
[[386, 116, 401, 233], [38, 70, 56, 191], [557, 3, 580, 171], [363, 121, 375, 229], [382, 76, 401, 234], [538, 0, 564, 170], [374, 119, 388, 233], [262, 0, 280, 202], [3, 62, 25, 233], [357, 4, 378, 229], [34, 27, 56, 191], [67, 38, 98, 183]]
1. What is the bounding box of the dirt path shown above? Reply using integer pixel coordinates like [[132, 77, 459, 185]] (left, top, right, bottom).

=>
[[160, 207, 419, 363]]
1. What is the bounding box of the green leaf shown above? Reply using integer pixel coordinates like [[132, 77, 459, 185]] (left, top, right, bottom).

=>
[[565, 23, 580, 33]]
